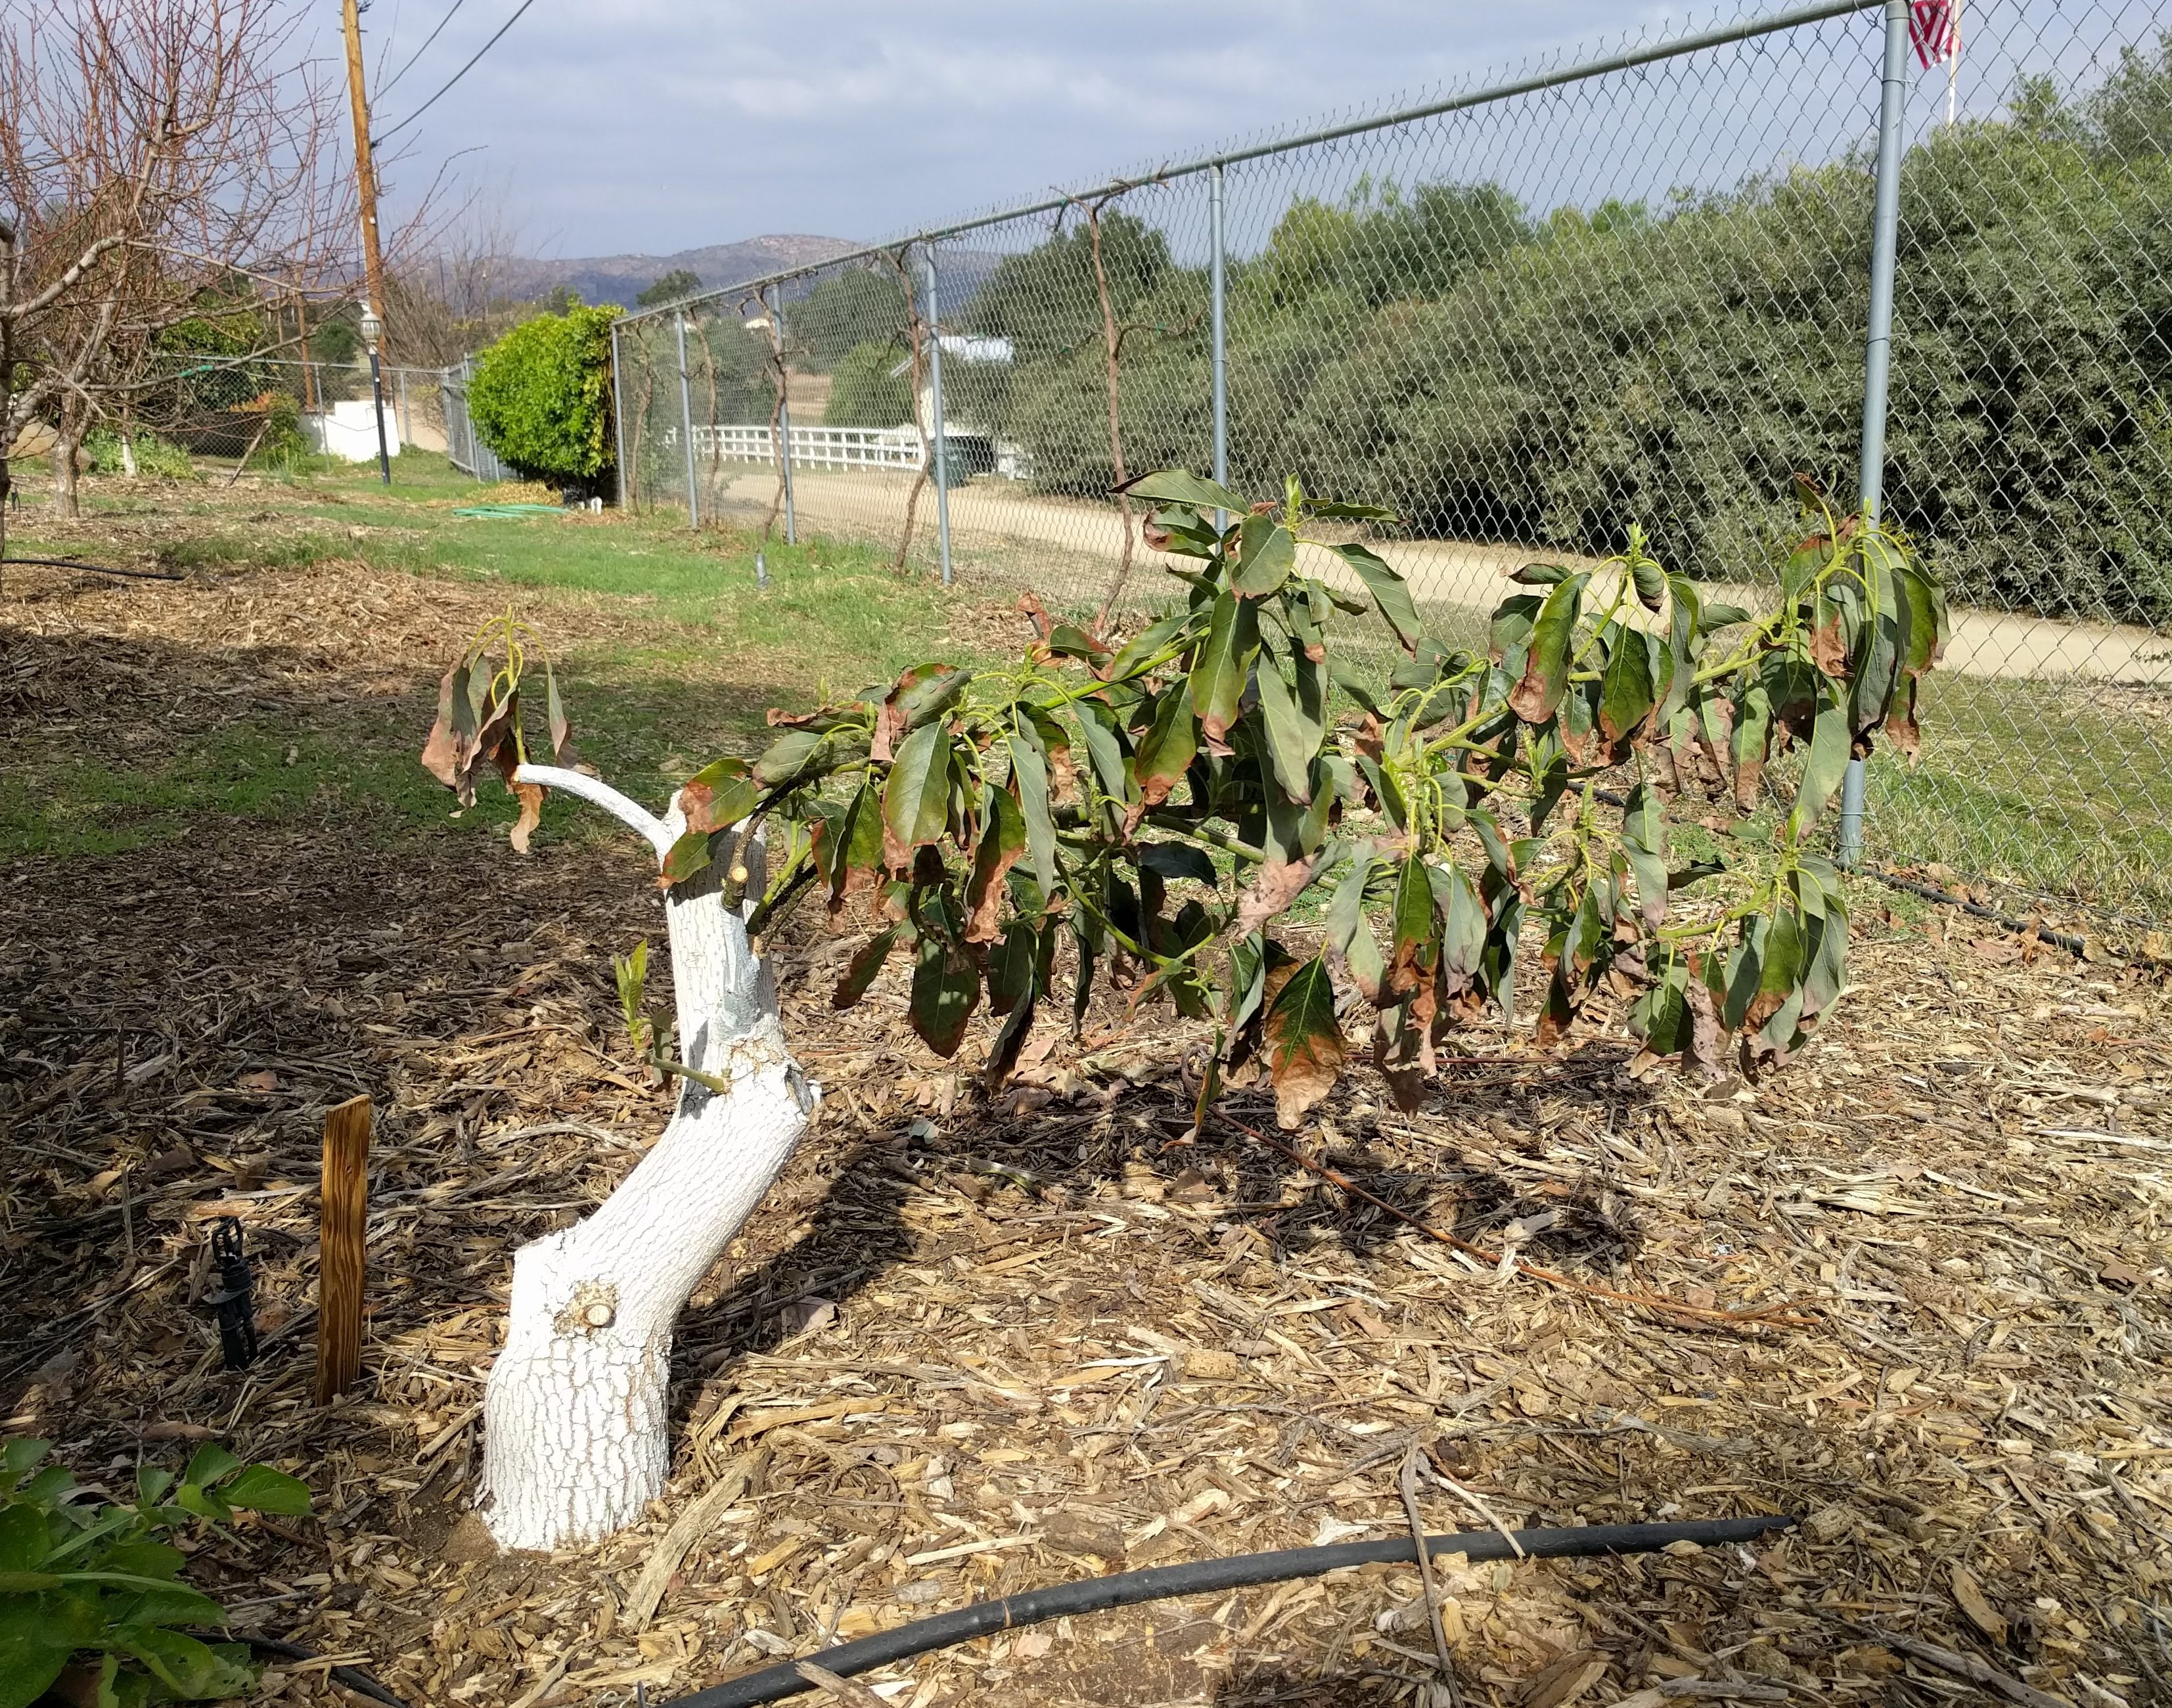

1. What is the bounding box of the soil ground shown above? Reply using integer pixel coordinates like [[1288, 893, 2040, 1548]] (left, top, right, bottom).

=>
[[5, 458, 2171, 1708]]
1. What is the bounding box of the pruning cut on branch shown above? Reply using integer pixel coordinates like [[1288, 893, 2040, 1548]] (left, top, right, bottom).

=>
[[422, 464, 1944, 1549]]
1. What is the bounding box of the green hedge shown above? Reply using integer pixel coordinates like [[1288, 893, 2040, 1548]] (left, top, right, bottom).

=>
[[470, 300, 622, 489], [963, 57, 2172, 623], [824, 340, 912, 426]]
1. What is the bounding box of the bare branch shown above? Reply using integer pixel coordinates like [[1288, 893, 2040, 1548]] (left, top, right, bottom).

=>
[[511, 764, 674, 861]]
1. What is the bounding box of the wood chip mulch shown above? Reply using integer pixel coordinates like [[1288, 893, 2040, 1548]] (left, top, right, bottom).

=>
[[4, 550, 2170, 1708]]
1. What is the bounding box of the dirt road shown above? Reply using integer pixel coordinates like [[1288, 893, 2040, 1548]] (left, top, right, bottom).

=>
[[706, 466, 2172, 686]]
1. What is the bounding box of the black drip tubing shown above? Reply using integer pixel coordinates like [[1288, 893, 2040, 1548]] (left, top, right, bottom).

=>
[[189, 1633, 411, 1708], [3, 555, 185, 581], [662, 1514, 1796, 1707], [1862, 865, 2092, 957]]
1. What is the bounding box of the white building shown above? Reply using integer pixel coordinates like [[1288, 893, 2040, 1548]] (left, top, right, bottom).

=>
[[303, 399, 402, 462]]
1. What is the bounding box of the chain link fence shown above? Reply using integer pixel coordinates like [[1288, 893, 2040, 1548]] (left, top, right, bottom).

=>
[[441, 356, 510, 482], [606, 0, 2172, 936]]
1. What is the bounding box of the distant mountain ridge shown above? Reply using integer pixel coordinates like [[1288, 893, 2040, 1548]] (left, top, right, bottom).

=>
[[501, 233, 1006, 316], [501, 234, 864, 309]]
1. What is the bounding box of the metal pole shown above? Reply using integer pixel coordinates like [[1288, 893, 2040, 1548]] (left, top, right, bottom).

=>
[[609, 321, 629, 510], [367, 347, 391, 485], [396, 367, 409, 445], [675, 308, 699, 529], [924, 244, 953, 587], [1838, 0, 1909, 872], [771, 286, 797, 545], [1210, 162, 1229, 526]]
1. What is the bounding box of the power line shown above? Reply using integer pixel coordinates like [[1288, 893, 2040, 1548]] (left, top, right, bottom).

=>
[[377, 0, 470, 99], [371, 0, 539, 148]]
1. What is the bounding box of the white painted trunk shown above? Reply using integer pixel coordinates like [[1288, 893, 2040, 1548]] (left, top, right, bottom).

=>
[[477, 771, 816, 1552]]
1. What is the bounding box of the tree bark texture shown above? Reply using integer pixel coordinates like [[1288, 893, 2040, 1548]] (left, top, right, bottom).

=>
[[476, 775, 816, 1550]]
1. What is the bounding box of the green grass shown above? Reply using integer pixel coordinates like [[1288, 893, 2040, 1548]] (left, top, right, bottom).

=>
[[1863, 671, 2172, 923], [1, 451, 1007, 862], [11, 451, 2171, 930]]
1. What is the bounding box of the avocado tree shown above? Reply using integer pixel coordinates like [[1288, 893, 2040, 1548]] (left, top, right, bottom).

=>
[[422, 469, 1945, 1550]]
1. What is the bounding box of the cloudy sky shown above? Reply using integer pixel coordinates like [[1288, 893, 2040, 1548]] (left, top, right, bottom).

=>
[[361, 0, 1734, 259]]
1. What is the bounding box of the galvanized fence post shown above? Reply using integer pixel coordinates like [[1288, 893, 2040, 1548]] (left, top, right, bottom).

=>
[[771, 285, 798, 545], [1210, 160, 1229, 513], [463, 357, 479, 480], [609, 321, 630, 511], [1839, 0, 1910, 871], [674, 309, 700, 529], [924, 242, 953, 588]]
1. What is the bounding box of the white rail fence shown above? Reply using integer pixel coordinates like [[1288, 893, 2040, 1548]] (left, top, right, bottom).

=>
[[665, 423, 927, 471]]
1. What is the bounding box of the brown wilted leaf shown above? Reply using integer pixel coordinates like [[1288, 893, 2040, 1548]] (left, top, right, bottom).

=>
[[1811, 614, 1849, 677], [1683, 974, 1727, 1079], [420, 664, 463, 787], [1885, 678, 1922, 761], [1014, 591, 1055, 642], [1265, 956, 1344, 1129], [1236, 854, 1317, 938], [508, 780, 545, 854]]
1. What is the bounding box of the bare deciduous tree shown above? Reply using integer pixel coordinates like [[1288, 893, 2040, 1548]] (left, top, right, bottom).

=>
[[0, 0, 345, 561], [382, 202, 532, 372]]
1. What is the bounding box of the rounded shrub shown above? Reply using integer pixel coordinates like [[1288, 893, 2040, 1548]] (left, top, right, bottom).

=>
[[469, 300, 622, 493]]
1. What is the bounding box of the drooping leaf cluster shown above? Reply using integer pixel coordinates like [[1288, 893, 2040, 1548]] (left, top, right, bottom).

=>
[[437, 469, 1947, 1124], [0, 1438, 309, 1708], [419, 611, 577, 853]]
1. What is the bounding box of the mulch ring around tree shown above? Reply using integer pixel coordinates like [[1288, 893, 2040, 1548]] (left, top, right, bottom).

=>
[[4, 549, 2170, 1708]]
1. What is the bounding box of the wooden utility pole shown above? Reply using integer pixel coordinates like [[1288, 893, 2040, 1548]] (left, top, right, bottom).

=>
[[338, 0, 388, 345]]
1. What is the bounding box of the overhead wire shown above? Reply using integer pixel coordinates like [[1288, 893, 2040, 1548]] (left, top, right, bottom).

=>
[[371, 0, 540, 148], [376, 0, 471, 99]]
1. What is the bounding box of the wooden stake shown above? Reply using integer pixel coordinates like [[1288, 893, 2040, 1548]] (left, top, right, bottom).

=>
[[315, 1094, 371, 1404]]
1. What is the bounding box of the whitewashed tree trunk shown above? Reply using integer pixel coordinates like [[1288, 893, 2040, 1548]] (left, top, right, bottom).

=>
[[476, 768, 816, 1552]]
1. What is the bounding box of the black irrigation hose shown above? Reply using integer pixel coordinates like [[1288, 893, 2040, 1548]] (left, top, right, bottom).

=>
[[3, 555, 185, 582], [192, 1634, 412, 1708], [662, 1515, 1796, 1708], [1863, 865, 2093, 958]]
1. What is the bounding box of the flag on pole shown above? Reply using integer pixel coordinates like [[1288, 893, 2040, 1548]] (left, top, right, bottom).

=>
[[1911, 0, 1960, 67]]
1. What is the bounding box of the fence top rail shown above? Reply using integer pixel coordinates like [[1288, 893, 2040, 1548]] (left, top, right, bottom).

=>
[[614, 0, 1882, 330], [159, 349, 458, 383]]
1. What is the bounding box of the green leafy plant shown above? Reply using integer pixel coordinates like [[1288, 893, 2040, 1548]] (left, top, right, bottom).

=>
[[430, 468, 1944, 1114], [468, 299, 623, 491], [1, 1438, 310, 1708], [823, 341, 913, 427], [81, 432, 195, 479]]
